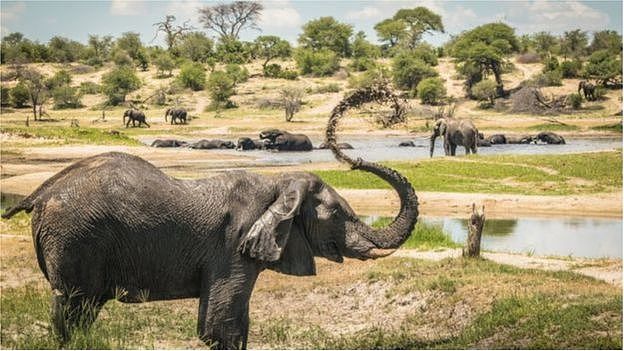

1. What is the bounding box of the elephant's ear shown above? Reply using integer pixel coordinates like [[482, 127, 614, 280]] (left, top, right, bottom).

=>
[[239, 178, 310, 263]]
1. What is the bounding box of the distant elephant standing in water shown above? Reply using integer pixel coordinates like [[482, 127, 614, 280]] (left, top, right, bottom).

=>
[[430, 118, 479, 157], [236, 137, 266, 151], [533, 132, 566, 144], [165, 108, 188, 125], [190, 139, 236, 149], [151, 139, 188, 148], [578, 81, 596, 101], [259, 129, 313, 152], [123, 109, 150, 128]]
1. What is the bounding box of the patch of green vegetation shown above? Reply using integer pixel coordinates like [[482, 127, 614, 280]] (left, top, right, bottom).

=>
[[591, 122, 623, 133], [528, 123, 580, 131], [1, 126, 141, 146], [0, 211, 31, 236], [371, 217, 460, 250], [313, 151, 622, 195]]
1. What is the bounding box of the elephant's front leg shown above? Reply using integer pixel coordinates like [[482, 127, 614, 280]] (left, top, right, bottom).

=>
[[197, 269, 259, 349], [443, 139, 450, 156]]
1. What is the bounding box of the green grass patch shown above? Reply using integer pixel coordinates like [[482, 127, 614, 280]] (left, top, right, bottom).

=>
[[591, 122, 623, 133], [313, 151, 622, 195], [1, 126, 141, 146], [371, 217, 460, 250], [528, 123, 580, 131]]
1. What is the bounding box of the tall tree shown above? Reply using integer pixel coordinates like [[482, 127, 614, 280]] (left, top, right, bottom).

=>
[[176, 32, 214, 63], [560, 29, 588, 59], [298, 16, 353, 57], [152, 15, 194, 52], [375, 7, 444, 50], [19, 68, 48, 124], [198, 1, 263, 41], [532, 31, 559, 58], [589, 30, 622, 56], [254, 35, 291, 70]]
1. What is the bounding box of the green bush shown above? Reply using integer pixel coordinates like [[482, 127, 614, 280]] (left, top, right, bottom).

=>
[[52, 86, 83, 109], [9, 82, 29, 107], [215, 39, 250, 64], [1, 85, 10, 106], [112, 51, 133, 67], [154, 53, 175, 78], [416, 77, 446, 105], [567, 93, 582, 109], [206, 70, 235, 108], [178, 62, 206, 91], [392, 51, 438, 90], [543, 56, 559, 72], [535, 70, 562, 86], [224, 64, 249, 84], [79, 81, 101, 95], [294, 49, 340, 77], [279, 69, 299, 80], [594, 86, 607, 100], [314, 83, 341, 94], [560, 60, 582, 78], [348, 65, 391, 89], [46, 70, 72, 89], [263, 63, 282, 78], [100, 66, 141, 105], [472, 79, 498, 107]]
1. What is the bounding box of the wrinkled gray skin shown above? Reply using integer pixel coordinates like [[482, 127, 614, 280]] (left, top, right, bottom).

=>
[[533, 131, 566, 144], [190, 139, 235, 149], [1, 150, 418, 349], [506, 135, 533, 144], [165, 108, 188, 125], [317, 142, 353, 150], [123, 109, 150, 128], [398, 141, 416, 147], [578, 81, 596, 101], [488, 134, 507, 144], [430, 118, 478, 157], [236, 137, 267, 151], [151, 139, 188, 148], [260, 129, 313, 152]]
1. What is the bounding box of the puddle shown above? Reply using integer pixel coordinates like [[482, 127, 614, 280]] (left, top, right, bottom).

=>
[[363, 215, 623, 259]]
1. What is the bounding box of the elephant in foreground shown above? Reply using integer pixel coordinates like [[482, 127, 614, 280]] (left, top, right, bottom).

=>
[[533, 131, 566, 144], [123, 109, 150, 128], [236, 137, 267, 151], [189, 139, 235, 149], [578, 81, 596, 101], [317, 142, 353, 150], [151, 139, 188, 148], [430, 118, 478, 157], [259, 129, 313, 151], [165, 108, 188, 125], [1, 86, 418, 349]]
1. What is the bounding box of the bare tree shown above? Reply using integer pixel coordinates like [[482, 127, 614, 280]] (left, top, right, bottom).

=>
[[20, 68, 48, 125], [198, 1, 263, 41], [280, 88, 304, 122], [152, 15, 194, 51]]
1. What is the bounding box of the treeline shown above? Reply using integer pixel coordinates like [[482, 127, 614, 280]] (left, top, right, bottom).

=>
[[1, 1, 622, 118]]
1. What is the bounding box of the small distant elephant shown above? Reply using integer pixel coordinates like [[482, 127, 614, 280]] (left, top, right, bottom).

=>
[[259, 129, 313, 152], [165, 108, 188, 125], [123, 109, 150, 128], [533, 132, 566, 144], [317, 142, 354, 150], [488, 134, 507, 144], [578, 81, 596, 101], [190, 139, 236, 149], [398, 141, 416, 147], [506, 135, 533, 144], [236, 137, 266, 151], [151, 139, 188, 148], [430, 118, 478, 157]]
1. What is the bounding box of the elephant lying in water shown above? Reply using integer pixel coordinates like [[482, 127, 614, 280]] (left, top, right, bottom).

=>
[[317, 142, 353, 150], [151, 139, 188, 147], [259, 129, 313, 151], [189, 139, 235, 149], [236, 137, 267, 150], [506, 135, 533, 144], [533, 131, 566, 144]]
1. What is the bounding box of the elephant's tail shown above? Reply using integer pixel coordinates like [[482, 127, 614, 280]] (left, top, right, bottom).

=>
[[1, 199, 34, 219]]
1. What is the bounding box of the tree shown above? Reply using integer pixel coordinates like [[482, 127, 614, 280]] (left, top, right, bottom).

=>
[[207, 70, 236, 108], [589, 30, 622, 56], [116, 32, 148, 69], [1, 32, 50, 64], [254, 35, 291, 71], [450, 23, 519, 96], [583, 50, 622, 86], [531, 32, 559, 58], [560, 29, 588, 59], [224, 64, 249, 84], [19, 68, 48, 124], [392, 51, 437, 91], [176, 32, 214, 63], [101, 66, 141, 104], [294, 48, 340, 76], [198, 1, 263, 41], [374, 19, 405, 50], [153, 15, 194, 52], [9, 82, 29, 108], [298, 17, 353, 57], [350, 31, 381, 71], [48, 36, 85, 63], [280, 87, 304, 122], [472, 79, 497, 107], [375, 7, 444, 51], [416, 77, 446, 105], [178, 62, 206, 91], [215, 38, 251, 64], [85, 34, 113, 66], [154, 53, 175, 77]]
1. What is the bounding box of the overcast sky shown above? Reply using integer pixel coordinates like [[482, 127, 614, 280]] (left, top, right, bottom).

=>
[[1, 0, 622, 47]]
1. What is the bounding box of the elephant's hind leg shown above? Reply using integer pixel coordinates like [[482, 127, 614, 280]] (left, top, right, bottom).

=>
[[51, 288, 106, 344]]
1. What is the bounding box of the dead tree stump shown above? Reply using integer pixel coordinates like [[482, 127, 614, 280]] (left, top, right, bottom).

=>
[[463, 203, 485, 258]]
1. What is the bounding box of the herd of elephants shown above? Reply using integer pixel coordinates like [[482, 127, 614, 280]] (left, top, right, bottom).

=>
[[3, 86, 569, 349]]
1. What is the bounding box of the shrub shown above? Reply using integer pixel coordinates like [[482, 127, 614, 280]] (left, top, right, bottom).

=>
[[392, 51, 438, 90], [348, 65, 391, 89], [46, 70, 72, 89], [10, 82, 29, 107], [154, 53, 175, 78], [560, 60, 582, 78], [79, 81, 101, 94], [567, 93, 582, 109], [100, 66, 141, 105], [411, 44, 438, 66], [224, 64, 249, 84], [279, 69, 299, 80], [215, 39, 250, 64], [416, 77, 446, 105], [516, 52, 541, 64], [178, 62, 206, 91], [294, 48, 340, 77], [543, 56, 560, 72], [263, 63, 282, 78], [1, 85, 10, 106], [472, 79, 498, 107], [206, 70, 235, 108], [594, 86, 607, 100], [534, 70, 563, 87], [314, 83, 341, 94], [112, 51, 133, 67], [52, 86, 83, 109]]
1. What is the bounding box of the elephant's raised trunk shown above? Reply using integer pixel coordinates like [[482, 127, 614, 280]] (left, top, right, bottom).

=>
[[326, 84, 418, 257]]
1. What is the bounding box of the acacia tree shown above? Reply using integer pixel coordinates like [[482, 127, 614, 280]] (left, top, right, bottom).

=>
[[560, 29, 588, 59], [152, 15, 194, 52], [450, 23, 519, 97], [375, 7, 444, 51], [298, 17, 353, 57], [531, 31, 559, 58], [198, 1, 263, 41], [19, 68, 48, 125], [254, 35, 291, 71], [280, 87, 304, 122]]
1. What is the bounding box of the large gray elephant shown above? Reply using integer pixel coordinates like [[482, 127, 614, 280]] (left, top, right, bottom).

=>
[[578, 81, 596, 101], [1, 86, 417, 349], [165, 108, 188, 125], [429, 118, 478, 157], [506, 135, 533, 144], [488, 134, 507, 144], [259, 129, 313, 151], [123, 109, 150, 128], [236, 137, 267, 151], [189, 139, 235, 149]]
